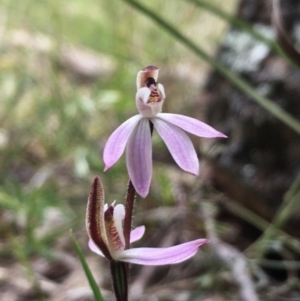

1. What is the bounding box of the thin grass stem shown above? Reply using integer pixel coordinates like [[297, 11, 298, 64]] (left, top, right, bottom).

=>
[[122, 0, 300, 135]]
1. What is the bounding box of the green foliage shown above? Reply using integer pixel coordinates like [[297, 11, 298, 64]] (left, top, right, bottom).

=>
[[1, 0, 300, 298], [70, 230, 105, 301], [1, 0, 232, 289]]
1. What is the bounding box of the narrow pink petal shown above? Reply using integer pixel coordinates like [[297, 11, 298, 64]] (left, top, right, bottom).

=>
[[130, 226, 145, 243], [119, 239, 208, 265], [152, 118, 199, 175], [103, 115, 142, 171], [126, 119, 152, 198], [157, 113, 227, 138], [88, 239, 104, 257]]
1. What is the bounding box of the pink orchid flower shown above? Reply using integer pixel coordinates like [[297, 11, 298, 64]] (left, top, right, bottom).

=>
[[86, 177, 208, 265], [103, 66, 227, 197]]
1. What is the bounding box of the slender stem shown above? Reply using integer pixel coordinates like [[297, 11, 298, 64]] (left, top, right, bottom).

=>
[[220, 191, 300, 256], [122, 165, 137, 301], [124, 180, 136, 249], [110, 261, 128, 301]]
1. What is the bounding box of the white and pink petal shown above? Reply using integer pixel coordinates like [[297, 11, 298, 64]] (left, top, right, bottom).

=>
[[157, 83, 165, 99], [152, 118, 199, 176], [126, 119, 152, 198], [103, 115, 142, 171], [157, 113, 227, 138], [119, 239, 208, 265], [113, 204, 126, 248], [88, 239, 105, 257], [130, 225, 145, 243]]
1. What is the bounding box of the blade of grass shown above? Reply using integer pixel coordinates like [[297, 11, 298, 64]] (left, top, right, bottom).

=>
[[70, 230, 105, 301], [250, 258, 300, 270], [251, 173, 300, 257], [223, 194, 300, 256], [122, 0, 300, 135]]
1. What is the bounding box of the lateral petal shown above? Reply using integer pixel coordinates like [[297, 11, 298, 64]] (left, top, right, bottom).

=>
[[130, 226, 145, 243], [157, 113, 227, 138], [152, 118, 199, 175], [126, 119, 152, 198], [103, 115, 142, 171], [157, 83, 165, 99], [119, 239, 208, 265], [113, 204, 126, 248], [105, 206, 124, 259], [136, 88, 154, 118], [136, 87, 151, 105]]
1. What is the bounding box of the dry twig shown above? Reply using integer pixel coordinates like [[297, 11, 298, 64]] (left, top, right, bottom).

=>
[[202, 203, 259, 301]]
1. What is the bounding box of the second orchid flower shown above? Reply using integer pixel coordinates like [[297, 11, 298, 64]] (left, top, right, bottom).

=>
[[86, 177, 208, 265]]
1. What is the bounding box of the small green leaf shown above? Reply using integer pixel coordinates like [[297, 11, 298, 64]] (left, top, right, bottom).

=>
[[70, 230, 105, 301]]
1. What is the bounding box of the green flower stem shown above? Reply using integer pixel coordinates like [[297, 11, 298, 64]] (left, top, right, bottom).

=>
[[122, 0, 300, 135], [110, 261, 128, 301]]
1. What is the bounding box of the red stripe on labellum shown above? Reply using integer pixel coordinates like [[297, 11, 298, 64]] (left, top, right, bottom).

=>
[[148, 89, 160, 103], [105, 205, 124, 253]]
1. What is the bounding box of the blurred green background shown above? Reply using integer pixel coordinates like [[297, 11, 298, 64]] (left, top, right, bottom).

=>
[[0, 0, 235, 253]]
